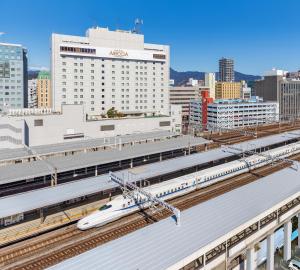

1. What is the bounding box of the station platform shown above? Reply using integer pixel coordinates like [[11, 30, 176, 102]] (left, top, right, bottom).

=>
[[0, 196, 109, 246]]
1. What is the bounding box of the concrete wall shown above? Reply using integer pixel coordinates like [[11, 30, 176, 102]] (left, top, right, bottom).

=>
[[0, 116, 24, 148], [0, 104, 182, 147]]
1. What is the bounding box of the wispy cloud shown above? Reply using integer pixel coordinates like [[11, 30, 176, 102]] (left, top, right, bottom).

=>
[[29, 66, 49, 71]]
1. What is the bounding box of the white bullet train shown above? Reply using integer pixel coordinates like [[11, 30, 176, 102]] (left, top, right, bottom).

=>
[[77, 142, 300, 230]]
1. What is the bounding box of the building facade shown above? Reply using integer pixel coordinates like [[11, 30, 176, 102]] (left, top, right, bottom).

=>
[[215, 82, 241, 99], [28, 79, 37, 108], [37, 71, 51, 108], [0, 104, 181, 147], [279, 80, 300, 118], [207, 99, 279, 130], [241, 81, 251, 99], [51, 27, 170, 116], [204, 72, 216, 99], [189, 90, 213, 130], [219, 58, 234, 82], [254, 69, 285, 102], [0, 43, 28, 112]]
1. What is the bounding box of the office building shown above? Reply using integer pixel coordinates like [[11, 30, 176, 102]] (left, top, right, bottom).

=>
[[169, 85, 210, 131], [0, 42, 28, 111], [51, 27, 170, 116], [204, 72, 216, 99], [169, 86, 201, 117], [215, 82, 241, 99], [279, 80, 300, 118], [254, 69, 300, 118], [254, 69, 286, 102], [37, 71, 51, 108], [28, 79, 37, 108], [219, 57, 234, 82]]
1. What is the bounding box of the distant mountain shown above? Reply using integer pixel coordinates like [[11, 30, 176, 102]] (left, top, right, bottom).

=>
[[28, 70, 40, 80], [170, 68, 261, 86]]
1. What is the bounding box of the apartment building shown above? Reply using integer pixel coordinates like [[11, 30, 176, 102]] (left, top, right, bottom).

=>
[[51, 27, 170, 116], [219, 57, 234, 82]]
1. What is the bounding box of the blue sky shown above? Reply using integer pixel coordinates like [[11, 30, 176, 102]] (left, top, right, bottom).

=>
[[0, 0, 299, 75]]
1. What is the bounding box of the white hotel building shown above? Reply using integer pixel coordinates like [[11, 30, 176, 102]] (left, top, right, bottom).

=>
[[51, 27, 170, 116]]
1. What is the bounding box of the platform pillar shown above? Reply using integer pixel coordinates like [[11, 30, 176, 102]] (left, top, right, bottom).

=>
[[95, 167, 98, 176], [284, 220, 292, 261], [246, 246, 255, 270], [297, 213, 300, 248], [267, 233, 275, 270], [130, 159, 133, 168], [40, 208, 44, 223]]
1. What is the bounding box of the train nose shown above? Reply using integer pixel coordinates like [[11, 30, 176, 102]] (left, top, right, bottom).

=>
[[77, 219, 89, 230]]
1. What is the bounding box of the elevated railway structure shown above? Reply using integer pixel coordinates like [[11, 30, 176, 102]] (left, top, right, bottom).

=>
[[1, 156, 300, 270], [1, 130, 300, 232], [0, 134, 209, 197], [44, 167, 300, 270], [1, 123, 300, 198], [1, 127, 300, 198]]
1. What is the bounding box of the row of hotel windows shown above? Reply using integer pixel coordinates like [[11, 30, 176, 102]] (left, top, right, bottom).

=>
[[61, 82, 165, 87], [59, 103, 164, 111], [61, 59, 165, 66], [61, 88, 164, 93], [62, 62, 164, 70], [61, 75, 164, 82]]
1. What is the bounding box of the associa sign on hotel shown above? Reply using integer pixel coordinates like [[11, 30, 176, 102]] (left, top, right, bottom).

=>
[[60, 45, 166, 61]]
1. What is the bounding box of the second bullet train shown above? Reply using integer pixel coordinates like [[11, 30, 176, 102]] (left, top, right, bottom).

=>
[[77, 142, 300, 230]]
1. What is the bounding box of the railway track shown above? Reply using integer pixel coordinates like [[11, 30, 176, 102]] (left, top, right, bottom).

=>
[[1, 153, 300, 270], [207, 122, 300, 144]]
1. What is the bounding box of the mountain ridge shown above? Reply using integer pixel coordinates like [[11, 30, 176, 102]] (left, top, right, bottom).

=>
[[170, 68, 261, 86]]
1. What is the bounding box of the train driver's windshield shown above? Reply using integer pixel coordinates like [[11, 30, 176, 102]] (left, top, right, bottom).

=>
[[99, 204, 112, 211]]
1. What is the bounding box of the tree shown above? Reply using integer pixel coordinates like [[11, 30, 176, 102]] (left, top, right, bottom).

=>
[[107, 107, 117, 118]]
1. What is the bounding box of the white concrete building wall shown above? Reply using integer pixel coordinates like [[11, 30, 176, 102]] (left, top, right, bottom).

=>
[[51, 27, 170, 117], [0, 116, 24, 148], [207, 102, 279, 130], [0, 104, 181, 147], [204, 72, 216, 99]]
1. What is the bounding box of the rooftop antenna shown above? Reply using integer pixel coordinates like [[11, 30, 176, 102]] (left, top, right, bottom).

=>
[[132, 18, 143, 34]]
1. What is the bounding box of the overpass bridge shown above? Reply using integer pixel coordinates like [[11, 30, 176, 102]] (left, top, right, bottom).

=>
[[48, 166, 300, 270]]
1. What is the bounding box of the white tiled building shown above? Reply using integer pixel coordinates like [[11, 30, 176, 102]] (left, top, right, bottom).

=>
[[51, 27, 170, 116]]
